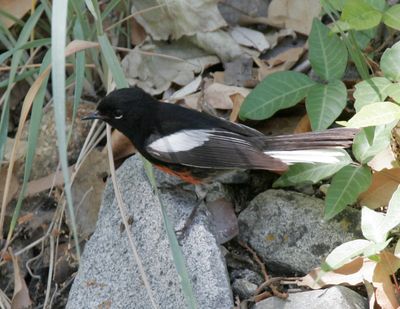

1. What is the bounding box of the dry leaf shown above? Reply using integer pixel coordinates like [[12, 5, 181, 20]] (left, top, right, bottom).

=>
[[0, 167, 18, 205], [358, 168, 400, 209], [367, 146, 398, 172], [204, 83, 250, 110], [122, 39, 219, 95], [10, 251, 32, 309], [109, 129, 136, 161], [26, 166, 74, 196], [132, 0, 226, 40], [130, 17, 147, 45], [299, 257, 372, 289], [256, 46, 305, 80], [70, 150, 109, 239], [229, 93, 245, 122], [229, 26, 270, 51], [0, 0, 32, 29], [294, 114, 311, 133], [268, 0, 321, 35]]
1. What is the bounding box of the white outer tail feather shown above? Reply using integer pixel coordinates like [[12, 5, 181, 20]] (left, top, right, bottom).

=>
[[264, 149, 346, 164]]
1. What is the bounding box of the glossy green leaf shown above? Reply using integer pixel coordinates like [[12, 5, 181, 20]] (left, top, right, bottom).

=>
[[306, 80, 347, 131], [308, 19, 347, 81], [341, 0, 382, 30], [347, 102, 400, 128], [353, 77, 392, 112], [324, 165, 372, 220], [381, 41, 400, 81], [383, 4, 400, 30], [352, 123, 395, 164], [273, 150, 352, 187], [239, 71, 315, 120]]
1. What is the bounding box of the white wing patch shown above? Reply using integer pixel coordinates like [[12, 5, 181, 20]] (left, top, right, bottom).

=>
[[147, 129, 212, 153], [264, 149, 346, 164]]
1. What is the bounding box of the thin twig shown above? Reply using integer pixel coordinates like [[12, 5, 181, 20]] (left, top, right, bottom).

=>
[[239, 240, 269, 281]]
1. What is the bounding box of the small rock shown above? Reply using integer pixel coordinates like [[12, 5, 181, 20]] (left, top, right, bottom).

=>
[[254, 286, 368, 309], [232, 278, 258, 300], [67, 156, 233, 309], [238, 190, 361, 274]]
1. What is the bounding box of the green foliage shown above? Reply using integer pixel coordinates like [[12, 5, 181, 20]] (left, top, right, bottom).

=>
[[324, 165, 372, 220], [308, 19, 347, 81], [306, 80, 347, 131], [241, 18, 348, 131], [353, 77, 392, 111], [239, 71, 315, 120], [352, 123, 395, 164], [323, 185, 400, 270], [381, 41, 400, 81], [341, 0, 382, 30]]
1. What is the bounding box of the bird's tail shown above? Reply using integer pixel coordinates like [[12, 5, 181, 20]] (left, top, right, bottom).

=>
[[262, 128, 359, 164]]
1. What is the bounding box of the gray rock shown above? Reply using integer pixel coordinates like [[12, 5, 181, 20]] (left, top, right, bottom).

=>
[[232, 278, 258, 300], [254, 286, 368, 309], [67, 156, 233, 309], [238, 190, 361, 274]]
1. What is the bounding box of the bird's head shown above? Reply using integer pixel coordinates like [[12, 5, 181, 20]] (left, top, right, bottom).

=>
[[82, 87, 155, 131]]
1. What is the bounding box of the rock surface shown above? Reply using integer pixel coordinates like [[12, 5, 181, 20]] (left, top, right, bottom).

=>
[[67, 155, 233, 309], [238, 189, 362, 274], [254, 286, 368, 309]]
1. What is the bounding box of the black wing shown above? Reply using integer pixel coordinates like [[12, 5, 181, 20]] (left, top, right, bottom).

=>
[[145, 129, 288, 172]]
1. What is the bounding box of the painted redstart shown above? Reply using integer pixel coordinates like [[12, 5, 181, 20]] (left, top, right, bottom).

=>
[[83, 87, 358, 184]]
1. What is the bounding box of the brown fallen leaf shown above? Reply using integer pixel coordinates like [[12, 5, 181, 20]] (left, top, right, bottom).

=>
[[0, 167, 19, 205], [0, 0, 32, 29], [293, 114, 311, 134], [70, 149, 109, 240], [358, 168, 400, 209], [298, 252, 400, 309], [229, 93, 245, 122], [367, 146, 398, 172], [204, 83, 250, 110], [10, 250, 32, 309], [255, 46, 305, 80], [108, 129, 136, 161], [130, 17, 147, 45], [268, 0, 321, 35]]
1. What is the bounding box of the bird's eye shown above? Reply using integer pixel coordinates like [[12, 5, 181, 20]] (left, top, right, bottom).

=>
[[113, 109, 123, 119]]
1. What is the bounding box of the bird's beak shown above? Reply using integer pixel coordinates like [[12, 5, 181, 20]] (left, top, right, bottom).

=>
[[82, 111, 106, 121]]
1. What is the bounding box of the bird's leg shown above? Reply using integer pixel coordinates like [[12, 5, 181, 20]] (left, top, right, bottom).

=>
[[175, 183, 208, 241]]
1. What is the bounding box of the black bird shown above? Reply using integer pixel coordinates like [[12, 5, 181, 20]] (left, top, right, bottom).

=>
[[83, 87, 357, 184]]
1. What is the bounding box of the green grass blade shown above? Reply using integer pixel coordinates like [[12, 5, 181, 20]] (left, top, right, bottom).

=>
[[51, 0, 81, 259], [7, 51, 51, 241]]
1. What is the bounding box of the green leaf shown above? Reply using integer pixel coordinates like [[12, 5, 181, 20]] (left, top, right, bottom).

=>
[[273, 150, 352, 187], [381, 41, 400, 81], [361, 206, 386, 242], [323, 239, 372, 270], [308, 19, 348, 81], [361, 186, 400, 243], [321, 0, 345, 11], [239, 71, 315, 120], [306, 80, 347, 131], [341, 0, 382, 30], [387, 83, 400, 103], [324, 165, 372, 220], [352, 123, 396, 164], [383, 4, 400, 30], [347, 102, 400, 128], [353, 77, 392, 112]]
